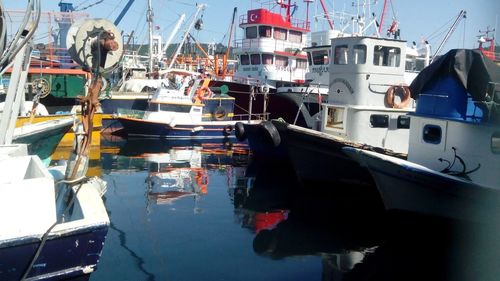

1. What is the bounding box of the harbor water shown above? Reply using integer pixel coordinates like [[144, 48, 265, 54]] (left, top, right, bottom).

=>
[[54, 137, 500, 281]]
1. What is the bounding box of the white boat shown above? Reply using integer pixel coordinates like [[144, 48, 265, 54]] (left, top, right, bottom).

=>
[[343, 49, 500, 222], [275, 29, 430, 129], [0, 8, 116, 279], [0, 144, 109, 280], [117, 77, 262, 139], [237, 34, 418, 185]]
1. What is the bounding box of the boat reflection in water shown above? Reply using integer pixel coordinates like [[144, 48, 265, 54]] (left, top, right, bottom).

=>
[[230, 158, 385, 280], [102, 137, 251, 210], [234, 157, 500, 281]]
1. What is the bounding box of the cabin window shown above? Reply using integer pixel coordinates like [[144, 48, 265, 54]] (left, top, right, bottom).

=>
[[159, 103, 192, 113], [273, 28, 287, 40], [370, 114, 389, 128], [275, 55, 288, 67], [312, 50, 329, 65], [334, 45, 349, 65], [307, 52, 313, 66], [246, 26, 257, 39], [353, 44, 367, 64], [240, 54, 250, 65], [147, 103, 160, 112], [259, 26, 272, 38], [296, 59, 308, 69], [289, 30, 302, 43], [262, 54, 273, 65], [397, 115, 411, 129], [492, 132, 500, 154], [422, 124, 442, 144], [251, 54, 261, 65], [326, 107, 344, 130], [373, 45, 401, 67]]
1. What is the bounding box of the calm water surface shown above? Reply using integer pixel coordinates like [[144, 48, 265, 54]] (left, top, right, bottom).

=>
[[64, 137, 500, 281]]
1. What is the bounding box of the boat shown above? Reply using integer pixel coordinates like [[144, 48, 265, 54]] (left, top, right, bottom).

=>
[[237, 33, 417, 186], [117, 76, 262, 139], [12, 117, 74, 164], [343, 48, 500, 222], [0, 7, 119, 279], [209, 0, 311, 121], [0, 144, 109, 280], [274, 11, 431, 129]]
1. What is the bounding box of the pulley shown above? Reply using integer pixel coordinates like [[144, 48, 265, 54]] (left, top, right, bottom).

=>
[[32, 78, 51, 98], [66, 18, 123, 73]]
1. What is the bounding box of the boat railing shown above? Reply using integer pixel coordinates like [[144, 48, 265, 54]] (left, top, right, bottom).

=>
[[234, 38, 304, 53], [239, 14, 309, 30], [233, 112, 270, 121]]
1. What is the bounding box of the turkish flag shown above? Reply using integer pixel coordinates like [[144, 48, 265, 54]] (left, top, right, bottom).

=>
[[248, 10, 260, 23]]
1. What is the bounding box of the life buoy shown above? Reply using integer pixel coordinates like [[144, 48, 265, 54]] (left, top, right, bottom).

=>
[[223, 125, 233, 136], [196, 86, 212, 101], [213, 106, 227, 121], [235, 122, 246, 141], [385, 85, 411, 109]]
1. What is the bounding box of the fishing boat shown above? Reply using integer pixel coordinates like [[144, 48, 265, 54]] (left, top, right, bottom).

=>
[[117, 77, 262, 139], [343, 49, 500, 222], [0, 7, 119, 279], [208, 0, 311, 120], [238, 34, 418, 185], [12, 117, 74, 164]]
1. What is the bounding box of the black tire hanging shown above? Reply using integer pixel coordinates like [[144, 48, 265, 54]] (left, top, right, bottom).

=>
[[235, 122, 246, 141], [213, 106, 227, 121]]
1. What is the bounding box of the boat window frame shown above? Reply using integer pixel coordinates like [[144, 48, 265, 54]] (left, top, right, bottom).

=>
[[333, 45, 349, 65], [312, 49, 329, 65], [258, 25, 272, 38], [159, 103, 192, 113], [422, 124, 442, 144], [373, 45, 401, 67], [326, 106, 345, 130], [296, 58, 308, 69], [289, 30, 302, 43], [275, 55, 289, 67], [353, 44, 367, 64], [246, 26, 258, 39], [370, 114, 389, 128], [240, 54, 250, 65], [250, 54, 261, 65], [273, 27, 287, 40], [262, 53, 274, 65]]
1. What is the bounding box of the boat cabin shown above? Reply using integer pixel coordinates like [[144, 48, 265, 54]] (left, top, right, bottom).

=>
[[406, 49, 500, 188], [234, 6, 310, 87], [143, 78, 236, 125], [320, 36, 414, 154]]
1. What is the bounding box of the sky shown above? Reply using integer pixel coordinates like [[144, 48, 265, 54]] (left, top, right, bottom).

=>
[[3, 0, 499, 56]]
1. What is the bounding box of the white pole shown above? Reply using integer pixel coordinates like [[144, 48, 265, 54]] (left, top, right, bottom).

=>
[[162, 14, 185, 58], [168, 4, 206, 70], [147, 0, 154, 75]]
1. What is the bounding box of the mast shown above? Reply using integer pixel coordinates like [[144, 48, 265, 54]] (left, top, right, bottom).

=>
[[147, 0, 154, 75], [162, 14, 185, 57], [431, 10, 467, 62], [378, 0, 388, 34], [318, 0, 334, 30]]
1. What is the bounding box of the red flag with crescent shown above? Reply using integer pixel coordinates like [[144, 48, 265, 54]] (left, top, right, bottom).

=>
[[248, 10, 260, 23]]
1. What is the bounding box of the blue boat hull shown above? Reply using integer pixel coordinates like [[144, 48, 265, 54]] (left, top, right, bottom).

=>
[[0, 226, 108, 280], [118, 117, 235, 139]]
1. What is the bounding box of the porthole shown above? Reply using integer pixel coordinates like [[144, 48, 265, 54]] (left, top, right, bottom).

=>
[[423, 125, 442, 144], [370, 114, 389, 128], [397, 115, 411, 129]]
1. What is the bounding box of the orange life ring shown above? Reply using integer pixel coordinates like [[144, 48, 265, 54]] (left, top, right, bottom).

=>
[[385, 85, 411, 109], [196, 86, 212, 101]]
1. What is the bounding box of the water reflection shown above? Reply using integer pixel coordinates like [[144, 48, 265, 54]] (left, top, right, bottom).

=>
[[88, 138, 500, 281], [239, 157, 500, 281]]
